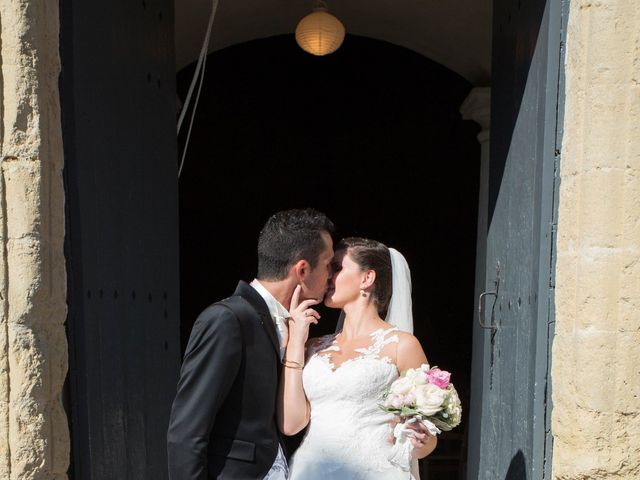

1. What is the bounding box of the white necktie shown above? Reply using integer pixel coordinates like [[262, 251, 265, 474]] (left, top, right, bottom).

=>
[[273, 314, 289, 359]]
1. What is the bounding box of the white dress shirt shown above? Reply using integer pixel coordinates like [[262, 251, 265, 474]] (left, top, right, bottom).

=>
[[250, 279, 289, 480]]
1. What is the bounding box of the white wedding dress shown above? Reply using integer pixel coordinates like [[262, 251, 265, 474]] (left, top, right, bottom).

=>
[[288, 327, 417, 480]]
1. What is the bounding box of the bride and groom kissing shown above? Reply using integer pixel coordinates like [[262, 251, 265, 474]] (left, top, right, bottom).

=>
[[167, 208, 437, 479]]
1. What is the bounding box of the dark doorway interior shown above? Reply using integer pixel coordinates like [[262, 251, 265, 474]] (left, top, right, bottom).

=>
[[177, 34, 480, 478]]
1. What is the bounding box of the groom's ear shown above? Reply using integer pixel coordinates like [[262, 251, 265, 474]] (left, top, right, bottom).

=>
[[292, 259, 310, 279]]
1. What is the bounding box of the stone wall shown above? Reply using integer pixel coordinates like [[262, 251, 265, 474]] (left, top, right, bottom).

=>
[[552, 0, 640, 478], [0, 1, 69, 479]]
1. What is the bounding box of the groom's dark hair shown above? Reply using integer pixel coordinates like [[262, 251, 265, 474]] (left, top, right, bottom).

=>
[[257, 208, 334, 281]]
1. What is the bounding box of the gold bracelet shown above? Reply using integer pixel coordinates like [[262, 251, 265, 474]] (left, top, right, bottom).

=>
[[282, 359, 304, 369], [283, 363, 303, 370], [282, 358, 303, 367]]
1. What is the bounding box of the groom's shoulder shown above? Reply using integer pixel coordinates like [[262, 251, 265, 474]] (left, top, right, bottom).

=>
[[184, 301, 243, 350], [196, 295, 257, 324], [193, 299, 241, 329]]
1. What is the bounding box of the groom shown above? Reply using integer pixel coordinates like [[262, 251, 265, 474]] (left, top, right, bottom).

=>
[[167, 208, 335, 479]]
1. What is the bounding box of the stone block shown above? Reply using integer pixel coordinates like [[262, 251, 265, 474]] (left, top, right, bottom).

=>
[[0, 399, 9, 478], [9, 397, 47, 479], [621, 167, 640, 243], [554, 262, 578, 335], [612, 332, 640, 413], [2, 161, 42, 239], [576, 169, 625, 248], [8, 323, 46, 402], [572, 252, 623, 331], [5, 238, 44, 325], [50, 401, 69, 475], [571, 331, 618, 412], [552, 409, 640, 479]]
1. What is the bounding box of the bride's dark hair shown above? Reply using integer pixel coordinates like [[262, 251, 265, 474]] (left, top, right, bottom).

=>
[[337, 237, 392, 318]]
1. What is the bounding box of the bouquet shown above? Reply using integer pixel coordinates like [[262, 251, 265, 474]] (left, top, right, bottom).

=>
[[381, 364, 462, 471]]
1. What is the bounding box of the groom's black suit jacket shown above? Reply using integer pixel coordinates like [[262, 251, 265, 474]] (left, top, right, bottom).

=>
[[167, 281, 283, 479]]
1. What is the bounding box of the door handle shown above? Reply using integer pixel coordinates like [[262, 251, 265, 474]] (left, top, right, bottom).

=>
[[478, 291, 498, 330]]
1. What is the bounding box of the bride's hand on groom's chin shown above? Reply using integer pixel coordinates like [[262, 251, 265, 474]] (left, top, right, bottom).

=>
[[288, 284, 321, 346]]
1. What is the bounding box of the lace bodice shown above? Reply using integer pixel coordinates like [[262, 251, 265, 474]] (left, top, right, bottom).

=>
[[288, 327, 416, 480], [308, 326, 400, 370]]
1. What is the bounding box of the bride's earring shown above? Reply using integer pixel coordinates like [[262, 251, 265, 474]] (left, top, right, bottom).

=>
[[361, 289, 368, 298]]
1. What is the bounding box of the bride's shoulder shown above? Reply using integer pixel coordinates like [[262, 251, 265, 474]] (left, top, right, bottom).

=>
[[394, 330, 422, 348], [394, 331, 428, 369]]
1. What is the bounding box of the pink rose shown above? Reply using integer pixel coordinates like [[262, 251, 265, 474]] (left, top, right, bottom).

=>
[[427, 368, 451, 389]]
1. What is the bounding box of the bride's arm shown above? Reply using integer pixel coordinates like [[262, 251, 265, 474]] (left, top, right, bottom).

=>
[[277, 285, 319, 436], [277, 336, 311, 435], [396, 334, 438, 459]]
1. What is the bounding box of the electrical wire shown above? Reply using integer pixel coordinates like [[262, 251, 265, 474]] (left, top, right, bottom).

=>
[[177, 0, 219, 178]]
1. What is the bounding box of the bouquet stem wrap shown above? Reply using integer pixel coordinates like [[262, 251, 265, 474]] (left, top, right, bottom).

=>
[[388, 418, 441, 472]]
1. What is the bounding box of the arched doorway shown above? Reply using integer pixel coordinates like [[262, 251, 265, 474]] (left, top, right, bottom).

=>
[[177, 34, 481, 479], [61, 0, 562, 477]]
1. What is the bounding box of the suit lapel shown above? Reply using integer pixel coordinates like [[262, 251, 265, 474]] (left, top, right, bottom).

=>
[[233, 281, 280, 356]]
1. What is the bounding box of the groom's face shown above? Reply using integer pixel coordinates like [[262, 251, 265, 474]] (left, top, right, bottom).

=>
[[300, 231, 334, 301]]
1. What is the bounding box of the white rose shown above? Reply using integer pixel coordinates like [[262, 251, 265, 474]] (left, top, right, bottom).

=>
[[390, 377, 413, 395], [405, 368, 427, 386], [414, 384, 447, 416]]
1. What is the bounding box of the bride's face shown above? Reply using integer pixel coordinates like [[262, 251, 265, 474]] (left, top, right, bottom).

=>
[[324, 249, 365, 309]]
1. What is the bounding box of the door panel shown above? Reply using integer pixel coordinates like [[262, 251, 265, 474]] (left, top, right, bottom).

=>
[[60, 1, 180, 478], [471, 0, 563, 477]]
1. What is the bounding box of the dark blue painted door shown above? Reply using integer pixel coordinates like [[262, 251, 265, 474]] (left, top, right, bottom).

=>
[[60, 1, 180, 478], [471, 0, 564, 478]]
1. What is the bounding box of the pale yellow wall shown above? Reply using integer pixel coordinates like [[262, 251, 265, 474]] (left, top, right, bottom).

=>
[[0, 1, 69, 479], [552, 0, 640, 478]]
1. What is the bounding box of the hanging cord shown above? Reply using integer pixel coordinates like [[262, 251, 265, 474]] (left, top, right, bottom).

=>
[[177, 0, 218, 134], [178, 56, 207, 178], [178, 0, 219, 178]]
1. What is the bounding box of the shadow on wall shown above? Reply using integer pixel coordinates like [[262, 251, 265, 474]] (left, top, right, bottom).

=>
[[505, 450, 527, 480], [488, 0, 548, 226]]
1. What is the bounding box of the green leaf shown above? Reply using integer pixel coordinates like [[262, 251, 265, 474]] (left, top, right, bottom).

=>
[[400, 406, 420, 417], [428, 417, 454, 431]]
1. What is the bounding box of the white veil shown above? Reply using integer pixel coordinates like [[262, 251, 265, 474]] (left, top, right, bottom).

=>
[[334, 247, 414, 334], [385, 248, 414, 333]]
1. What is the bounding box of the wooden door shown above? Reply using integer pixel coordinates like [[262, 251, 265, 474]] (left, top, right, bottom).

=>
[[468, 0, 566, 478], [60, 1, 180, 478]]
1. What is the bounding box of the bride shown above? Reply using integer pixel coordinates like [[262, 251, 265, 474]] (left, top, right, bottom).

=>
[[278, 237, 437, 479]]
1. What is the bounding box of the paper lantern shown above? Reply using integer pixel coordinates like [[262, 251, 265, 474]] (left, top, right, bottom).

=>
[[295, 8, 345, 56]]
